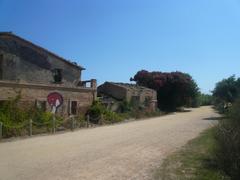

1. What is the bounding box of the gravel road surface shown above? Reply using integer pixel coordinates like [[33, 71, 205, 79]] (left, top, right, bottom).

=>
[[0, 106, 218, 180]]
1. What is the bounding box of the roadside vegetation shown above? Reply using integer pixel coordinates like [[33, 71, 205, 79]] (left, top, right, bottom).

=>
[[0, 95, 59, 137], [154, 127, 229, 180], [212, 75, 240, 179], [87, 100, 164, 125], [0, 95, 164, 138], [213, 75, 240, 113], [155, 75, 240, 180], [0, 95, 90, 138], [213, 101, 240, 178]]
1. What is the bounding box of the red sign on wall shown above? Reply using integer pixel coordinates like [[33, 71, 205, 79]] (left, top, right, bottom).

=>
[[47, 92, 63, 113]]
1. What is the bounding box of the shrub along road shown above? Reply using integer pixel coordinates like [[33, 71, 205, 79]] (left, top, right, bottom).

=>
[[0, 106, 218, 180]]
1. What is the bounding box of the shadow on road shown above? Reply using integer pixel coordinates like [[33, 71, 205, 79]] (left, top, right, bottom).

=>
[[177, 109, 192, 113], [203, 116, 225, 121]]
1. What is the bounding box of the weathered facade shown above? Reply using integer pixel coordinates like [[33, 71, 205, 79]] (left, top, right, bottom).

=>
[[98, 82, 157, 111], [0, 32, 97, 117]]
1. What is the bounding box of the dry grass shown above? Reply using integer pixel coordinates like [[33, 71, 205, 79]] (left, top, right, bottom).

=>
[[154, 127, 229, 180]]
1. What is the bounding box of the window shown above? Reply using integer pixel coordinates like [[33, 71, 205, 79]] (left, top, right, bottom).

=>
[[0, 55, 3, 80], [70, 101, 77, 115], [52, 68, 62, 83], [131, 96, 140, 103]]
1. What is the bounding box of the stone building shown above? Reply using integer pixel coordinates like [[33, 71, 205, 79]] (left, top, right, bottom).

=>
[[98, 82, 157, 112], [0, 32, 96, 117]]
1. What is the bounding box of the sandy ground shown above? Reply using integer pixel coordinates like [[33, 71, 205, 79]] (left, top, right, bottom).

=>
[[0, 106, 218, 180]]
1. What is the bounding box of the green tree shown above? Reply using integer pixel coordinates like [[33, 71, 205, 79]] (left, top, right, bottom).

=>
[[213, 75, 240, 103]]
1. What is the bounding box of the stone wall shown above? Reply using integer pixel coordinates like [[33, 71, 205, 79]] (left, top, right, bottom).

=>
[[0, 81, 96, 117], [98, 82, 127, 100], [0, 33, 82, 86], [0, 51, 81, 86], [98, 82, 158, 111], [126, 86, 157, 111]]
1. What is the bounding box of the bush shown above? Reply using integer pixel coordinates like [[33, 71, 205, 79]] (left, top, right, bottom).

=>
[[119, 100, 132, 113], [103, 111, 123, 124], [213, 75, 240, 114], [0, 95, 64, 137], [87, 101, 105, 124], [214, 99, 240, 180], [88, 101, 124, 124], [0, 95, 30, 137], [75, 115, 87, 128], [214, 101, 226, 114]]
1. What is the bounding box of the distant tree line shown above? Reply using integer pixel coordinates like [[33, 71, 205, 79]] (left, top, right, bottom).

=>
[[197, 93, 213, 106], [212, 75, 240, 113]]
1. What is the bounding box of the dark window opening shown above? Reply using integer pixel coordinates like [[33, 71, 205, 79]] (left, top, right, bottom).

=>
[[131, 96, 140, 107], [52, 68, 62, 83], [36, 100, 47, 111], [131, 96, 140, 103], [0, 55, 3, 80], [71, 101, 77, 115]]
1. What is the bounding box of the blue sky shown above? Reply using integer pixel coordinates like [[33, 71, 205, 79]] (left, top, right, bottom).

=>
[[1, 0, 240, 93]]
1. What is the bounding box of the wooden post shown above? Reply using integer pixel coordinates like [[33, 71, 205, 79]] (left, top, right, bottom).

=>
[[52, 116, 56, 134], [29, 119, 32, 136], [87, 115, 90, 128], [0, 122, 2, 140], [71, 117, 75, 131]]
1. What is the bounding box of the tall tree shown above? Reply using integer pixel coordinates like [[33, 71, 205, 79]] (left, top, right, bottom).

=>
[[131, 70, 200, 111], [213, 75, 240, 103]]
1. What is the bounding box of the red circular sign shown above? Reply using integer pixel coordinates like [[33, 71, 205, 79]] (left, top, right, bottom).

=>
[[47, 92, 63, 108]]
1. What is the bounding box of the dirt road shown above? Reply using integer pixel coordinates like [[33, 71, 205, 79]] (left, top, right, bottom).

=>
[[0, 106, 218, 180]]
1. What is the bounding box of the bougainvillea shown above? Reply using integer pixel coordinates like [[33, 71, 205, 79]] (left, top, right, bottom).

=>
[[131, 70, 200, 111]]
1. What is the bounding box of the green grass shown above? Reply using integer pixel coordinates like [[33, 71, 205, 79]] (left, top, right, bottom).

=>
[[154, 128, 229, 180]]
